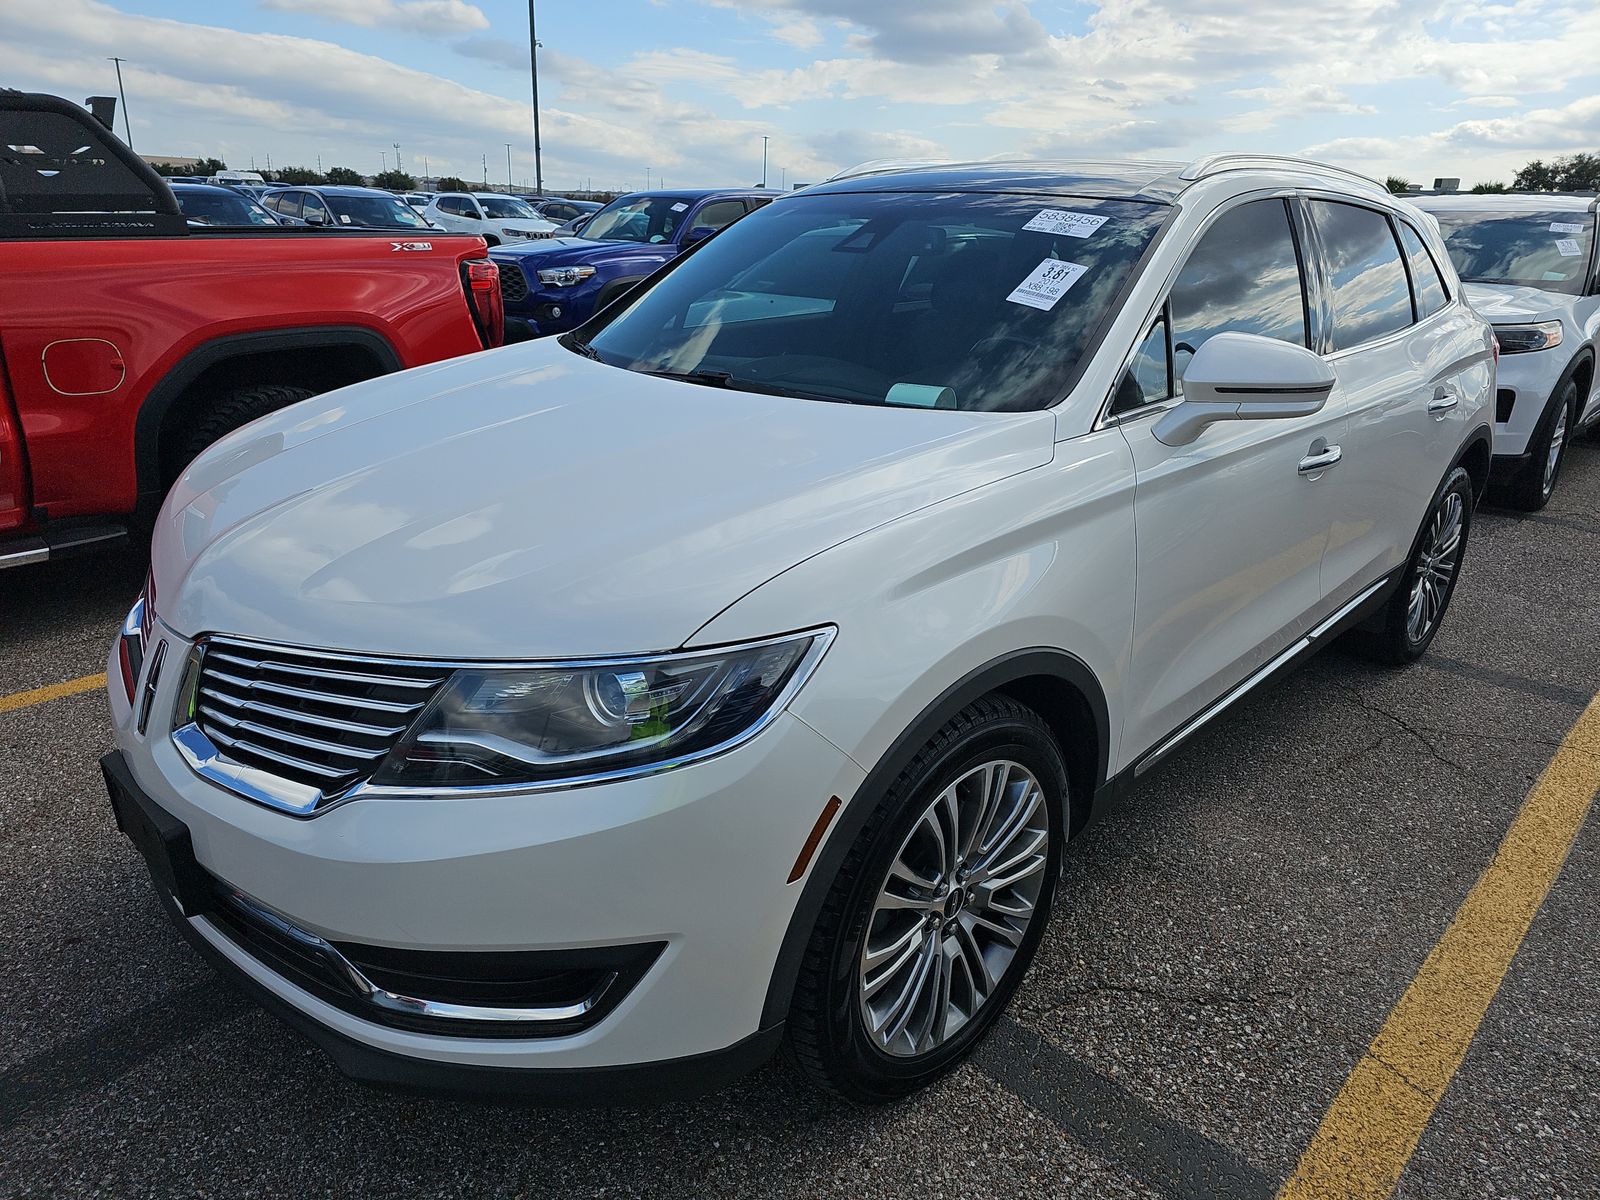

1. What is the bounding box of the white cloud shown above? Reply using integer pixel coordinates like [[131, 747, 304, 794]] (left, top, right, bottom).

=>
[[261, 0, 488, 36]]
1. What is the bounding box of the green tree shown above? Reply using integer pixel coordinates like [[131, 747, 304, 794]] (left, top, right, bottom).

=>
[[435, 175, 470, 192], [1556, 153, 1599, 191], [324, 166, 364, 185], [1470, 181, 1508, 194], [150, 155, 227, 177], [1384, 175, 1412, 194], [372, 168, 416, 191], [273, 165, 325, 185], [1512, 158, 1558, 191]]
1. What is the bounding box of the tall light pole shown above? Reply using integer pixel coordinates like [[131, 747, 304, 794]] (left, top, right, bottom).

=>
[[761, 135, 769, 188], [393, 142, 402, 172], [528, 0, 544, 195], [107, 57, 133, 151], [505, 143, 513, 194], [380, 150, 387, 173]]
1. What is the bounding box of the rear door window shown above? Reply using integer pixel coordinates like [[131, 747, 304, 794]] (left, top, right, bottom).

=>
[[276, 191, 303, 220], [1168, 198, 1309, 389], [1310, 201, 1415, 349], [1397, 221, 1449, 317]]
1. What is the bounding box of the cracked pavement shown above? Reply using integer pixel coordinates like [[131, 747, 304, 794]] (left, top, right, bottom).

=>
[[2, 441, 1597, 1199]]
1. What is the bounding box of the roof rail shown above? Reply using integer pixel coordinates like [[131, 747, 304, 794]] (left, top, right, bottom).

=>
[[826, 158, 958, 182], [1179, 154, 1386, 191]]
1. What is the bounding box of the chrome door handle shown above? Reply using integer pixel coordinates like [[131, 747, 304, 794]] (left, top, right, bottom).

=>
[[1298, 444, 1343, 474], [1429, 386, 1459, 415]]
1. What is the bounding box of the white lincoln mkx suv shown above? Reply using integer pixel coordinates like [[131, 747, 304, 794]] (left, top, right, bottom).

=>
[[106, 155, 1493, 1103]]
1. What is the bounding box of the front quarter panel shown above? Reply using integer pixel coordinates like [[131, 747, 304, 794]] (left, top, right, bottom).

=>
[[689, 424, 1136, 788]]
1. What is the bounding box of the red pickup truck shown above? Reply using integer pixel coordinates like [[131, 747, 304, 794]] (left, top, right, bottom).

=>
[[0, 91, 503, 568]]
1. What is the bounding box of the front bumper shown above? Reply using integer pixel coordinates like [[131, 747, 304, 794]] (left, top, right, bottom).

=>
[[107, 625, 864, 1095], [1490, 350, 1568, 459]]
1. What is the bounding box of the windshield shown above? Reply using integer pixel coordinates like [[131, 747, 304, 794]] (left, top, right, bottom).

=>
[[1430, 209, 1595, 294], [582, 195, 695, 244], [326, 195, 429, 228], [479, 195, 538, 220], [175, 189, 276, 226], [575, 191, 1168, 412]]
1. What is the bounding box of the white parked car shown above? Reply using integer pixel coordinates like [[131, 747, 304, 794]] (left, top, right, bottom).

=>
[[423, 191, 558, 245], [1413, 193, 1598, 509], [106, 155, 1493, 1103]]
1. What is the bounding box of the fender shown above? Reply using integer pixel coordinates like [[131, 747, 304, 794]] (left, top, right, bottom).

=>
[[1451, 420, 1494, 500], [759, 647, 1111, 1029], [133, 326, 401, 503]]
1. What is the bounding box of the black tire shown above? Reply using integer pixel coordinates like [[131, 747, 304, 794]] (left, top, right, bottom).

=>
[[1350, 466, 1474, 665], [483, 235, 501, 247], [1501, 378, 1578, 511], [785, 695, 1068, 1103], [176, 383, 315, 470]]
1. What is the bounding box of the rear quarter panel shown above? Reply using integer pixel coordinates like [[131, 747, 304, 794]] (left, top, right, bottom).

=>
[[0, 231, 488, 522]]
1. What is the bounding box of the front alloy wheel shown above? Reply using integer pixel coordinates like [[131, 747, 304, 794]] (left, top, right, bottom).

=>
[[858, 759, 1050, 1058], [786, 695, 1066, 1102]]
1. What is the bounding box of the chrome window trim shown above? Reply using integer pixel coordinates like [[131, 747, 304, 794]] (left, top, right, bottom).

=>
[[171, 625, 837, 816]]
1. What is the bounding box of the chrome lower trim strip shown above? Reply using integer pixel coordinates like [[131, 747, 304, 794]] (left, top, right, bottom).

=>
[[1135, 573, 1392, 777], [214, 890, 602, 1026]]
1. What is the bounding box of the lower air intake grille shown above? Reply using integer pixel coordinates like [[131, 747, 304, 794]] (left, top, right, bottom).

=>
[[498, 262, 529, 304], [1496, 388, 1515, 424], [193, 637, 448, 799]]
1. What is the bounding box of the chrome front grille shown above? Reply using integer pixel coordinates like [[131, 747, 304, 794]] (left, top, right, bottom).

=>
[[191, 637, 449, 801], [498, 262, 529, 304]]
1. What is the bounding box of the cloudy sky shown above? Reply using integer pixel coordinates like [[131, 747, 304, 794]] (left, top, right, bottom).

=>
[[4, 0, 1597, 191]]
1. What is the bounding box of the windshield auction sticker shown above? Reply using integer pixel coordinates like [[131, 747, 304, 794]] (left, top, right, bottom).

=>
[[1550, 222, 1584, 234], [1023, 209, 1108, 238], [1555, 238, 1581, 257], [1007, 259, 1089, 310]]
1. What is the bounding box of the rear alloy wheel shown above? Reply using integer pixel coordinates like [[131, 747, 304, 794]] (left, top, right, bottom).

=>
[[1352, 466, 1474, 664], [786, 696, 1066, 1102], [1504, 379, 1577, 511]]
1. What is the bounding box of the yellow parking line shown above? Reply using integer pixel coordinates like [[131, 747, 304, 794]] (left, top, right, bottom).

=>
[[0, 672, 107, 714], [1278, 692, 1600, 1200]]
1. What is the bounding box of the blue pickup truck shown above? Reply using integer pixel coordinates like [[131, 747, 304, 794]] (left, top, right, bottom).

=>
[[491, 188, 774, 339]]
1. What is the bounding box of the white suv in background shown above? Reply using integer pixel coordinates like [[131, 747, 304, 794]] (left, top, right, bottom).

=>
[[106, 156, 1492, 1104], [1414, 193, 1599, 509], [423, 191, 558, 245]]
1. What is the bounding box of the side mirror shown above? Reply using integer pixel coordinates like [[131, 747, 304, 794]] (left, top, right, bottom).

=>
[[682, 225, 717, 246], [303, 209, 327, 226], [1153, 332, 1335, 447]]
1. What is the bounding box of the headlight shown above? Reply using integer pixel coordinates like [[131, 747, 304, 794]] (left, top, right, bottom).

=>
[[117, 592, 147, 703], [370, 628, 834, 789], [1493, 321, 1563, 354], [537, 265, 596, 287]]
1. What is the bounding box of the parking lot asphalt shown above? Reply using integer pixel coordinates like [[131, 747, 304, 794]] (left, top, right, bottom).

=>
[[2, 443, 1597, 1200]]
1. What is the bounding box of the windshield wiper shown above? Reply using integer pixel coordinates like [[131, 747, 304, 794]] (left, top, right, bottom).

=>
[[564, 337, 601, 361], [643, 368, 735, 388], [640, 368, 867, 405]]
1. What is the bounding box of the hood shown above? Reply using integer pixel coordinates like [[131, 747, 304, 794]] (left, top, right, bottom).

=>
[[153, 341, 1054, 659], [1463, 282, 1568, 323], [495, 218, 558, 233], [491, 237, 665, 268]]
